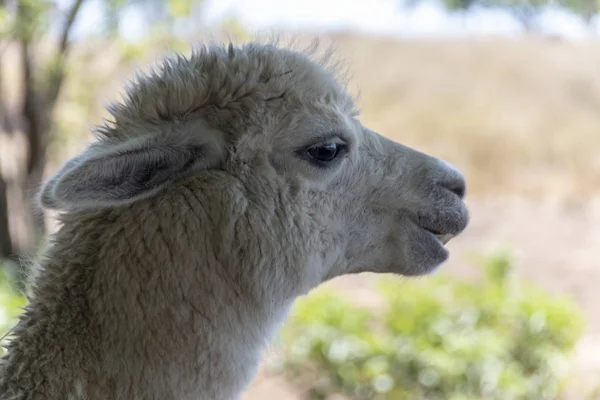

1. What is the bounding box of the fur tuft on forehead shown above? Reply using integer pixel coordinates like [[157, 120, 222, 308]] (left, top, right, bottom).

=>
[[94, 37, 355, 143]]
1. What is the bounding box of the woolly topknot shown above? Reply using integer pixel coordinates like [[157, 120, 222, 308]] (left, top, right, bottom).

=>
[[95, 38, 355, 144]]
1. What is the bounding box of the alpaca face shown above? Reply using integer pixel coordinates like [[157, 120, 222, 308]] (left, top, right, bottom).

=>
[[39, 41, 468, 285], [320, 125, 469, 278], [239, 106, 468, 281], [226, 47, 469, 280]]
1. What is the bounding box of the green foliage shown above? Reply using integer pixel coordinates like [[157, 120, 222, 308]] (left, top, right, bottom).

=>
[[167, 0, 195, 19], [0, 5, 12, 39], [0, 264, 27, 356], [13, 0, 53, 41], [277, 250, 585, 400], [426, 0, 600, 28]]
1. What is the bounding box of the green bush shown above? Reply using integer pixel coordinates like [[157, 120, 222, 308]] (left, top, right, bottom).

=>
[[276, 251, 585, 400], [0, 263, 27, 355]]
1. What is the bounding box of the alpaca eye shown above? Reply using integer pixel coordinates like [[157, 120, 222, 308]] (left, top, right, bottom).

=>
[[307, 143, 340, 162]]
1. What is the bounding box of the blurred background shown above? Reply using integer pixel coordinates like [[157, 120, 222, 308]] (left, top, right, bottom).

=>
[[0, 0, 599, 399]]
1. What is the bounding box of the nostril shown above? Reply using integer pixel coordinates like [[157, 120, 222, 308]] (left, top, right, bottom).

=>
[[444, 175, 466, 199], [433, 159, 467, 199]]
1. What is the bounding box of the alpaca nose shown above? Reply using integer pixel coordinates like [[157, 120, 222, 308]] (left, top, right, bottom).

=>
[[443, 174, 466, 199], [438, 161, 466, 199]]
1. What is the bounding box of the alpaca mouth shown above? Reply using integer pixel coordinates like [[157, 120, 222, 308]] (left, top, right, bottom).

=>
[[417, 204, 469, 246], [423, 228, 455, 245], [434, 233, 454, 245]]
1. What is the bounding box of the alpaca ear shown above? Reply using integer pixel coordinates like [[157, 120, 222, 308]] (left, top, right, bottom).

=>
[[40, 131, 225, 210]]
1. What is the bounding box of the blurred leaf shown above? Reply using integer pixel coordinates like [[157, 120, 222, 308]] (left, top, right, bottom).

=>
[[167, 0, 194, 19], [0, 264, 27, 356], [279, 249, 586, 400], [14, 0, 53, 41], [0, 5, 13, 38]]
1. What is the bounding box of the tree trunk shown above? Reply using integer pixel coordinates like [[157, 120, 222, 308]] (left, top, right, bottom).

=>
[[0, 0, 84, 287], [16, 0, 84, 249], [582, 0, 597, 28], [0, 173, 12, 261], [0, 34, 14, 263], [20, 27, 49, 247]]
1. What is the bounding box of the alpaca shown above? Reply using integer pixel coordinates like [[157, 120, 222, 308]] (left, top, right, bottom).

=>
[[0, 40, 469, 400]]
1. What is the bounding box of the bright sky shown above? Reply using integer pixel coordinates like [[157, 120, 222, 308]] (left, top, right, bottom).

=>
[[63, 0, 600, 41]]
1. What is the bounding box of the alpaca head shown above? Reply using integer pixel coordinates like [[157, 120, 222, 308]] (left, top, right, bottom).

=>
[[39, 40, 468, 288]]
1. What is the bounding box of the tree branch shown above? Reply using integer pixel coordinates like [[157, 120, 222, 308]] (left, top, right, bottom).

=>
[[58, 0, 84, 57], [46, 0, 84, 107]]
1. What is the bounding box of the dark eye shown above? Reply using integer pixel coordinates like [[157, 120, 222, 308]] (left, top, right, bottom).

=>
[[307, 143, 340, 162]]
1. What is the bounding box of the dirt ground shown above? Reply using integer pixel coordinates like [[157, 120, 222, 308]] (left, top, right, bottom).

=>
[[243, 196, 600, 399]]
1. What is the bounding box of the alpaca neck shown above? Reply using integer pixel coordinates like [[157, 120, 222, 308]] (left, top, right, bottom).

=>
[[0, 184, 306, 400], [1, 262, 293, 400]]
